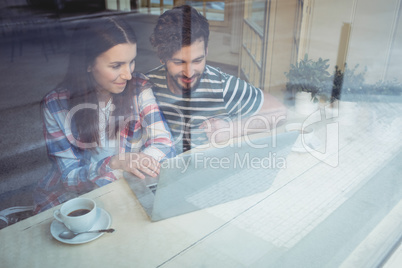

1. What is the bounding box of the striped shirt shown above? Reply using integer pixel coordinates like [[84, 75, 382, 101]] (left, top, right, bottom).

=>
[[33, 73, 174, 214], [147, 65, 264, 153]]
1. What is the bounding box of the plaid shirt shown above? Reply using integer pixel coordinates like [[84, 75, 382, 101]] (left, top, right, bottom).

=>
[[33, 73, 174, 214]]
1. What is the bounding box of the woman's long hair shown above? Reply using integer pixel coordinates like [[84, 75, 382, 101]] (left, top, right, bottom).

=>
[[61, 17, 137, 148]]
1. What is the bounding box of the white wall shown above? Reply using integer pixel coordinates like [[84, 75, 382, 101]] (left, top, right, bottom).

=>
[[384, 1, 402, 81], [304, 0, 402, 84], [347, 0, 401, 83], [305, 0, 353, 68]]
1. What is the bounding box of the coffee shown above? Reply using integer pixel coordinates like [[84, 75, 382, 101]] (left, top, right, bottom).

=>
[[68, 209, 90, 217], [54, 198, 97, 232]]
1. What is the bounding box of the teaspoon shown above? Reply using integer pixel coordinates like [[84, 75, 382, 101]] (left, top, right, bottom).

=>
[[59, 228, 115, 239]]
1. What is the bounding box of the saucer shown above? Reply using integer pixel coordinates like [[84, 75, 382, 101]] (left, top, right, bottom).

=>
[[50, 207, 111, 245]]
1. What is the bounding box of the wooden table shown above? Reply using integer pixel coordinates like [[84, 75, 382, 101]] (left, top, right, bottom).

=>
[[1, 102, 402, 268]]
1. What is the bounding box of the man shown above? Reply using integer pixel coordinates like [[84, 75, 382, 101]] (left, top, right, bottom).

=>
[[147, 5, 287, 154]]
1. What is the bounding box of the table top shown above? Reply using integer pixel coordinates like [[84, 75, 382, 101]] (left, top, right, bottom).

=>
[[1, 102, 402, 268]]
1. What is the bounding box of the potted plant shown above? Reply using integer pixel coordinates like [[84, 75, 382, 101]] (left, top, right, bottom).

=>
[[285, 54, 332, 115]]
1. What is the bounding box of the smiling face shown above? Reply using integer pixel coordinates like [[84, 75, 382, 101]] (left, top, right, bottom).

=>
[[89, 43, 137, 102], [165, 38, 207, 95]]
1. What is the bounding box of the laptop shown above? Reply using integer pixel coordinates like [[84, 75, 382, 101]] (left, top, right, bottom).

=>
[[124, 131, 298, 221]]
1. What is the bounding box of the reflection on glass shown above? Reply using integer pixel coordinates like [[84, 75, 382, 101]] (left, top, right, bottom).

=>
[[249, 0, 266, 31], [186, 1, 225, 21], [1, 0, 402, 266], [151, 0, 173, 5]]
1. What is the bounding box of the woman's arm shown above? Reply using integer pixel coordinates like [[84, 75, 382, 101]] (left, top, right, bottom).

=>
[[138, 87, 175, 160], [42, 92, 118, 192], [107, 81, 175, 180]]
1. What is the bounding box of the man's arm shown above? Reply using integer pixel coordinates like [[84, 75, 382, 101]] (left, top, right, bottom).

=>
[[201, 92, 288, 144], [245, 91, 287, 130]]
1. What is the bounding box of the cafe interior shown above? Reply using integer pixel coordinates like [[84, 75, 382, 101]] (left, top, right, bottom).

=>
[[0, 0, 401, 267]]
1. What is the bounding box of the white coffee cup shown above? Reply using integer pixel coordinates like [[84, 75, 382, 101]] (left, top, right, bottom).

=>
[[53, 198, 97, 233]]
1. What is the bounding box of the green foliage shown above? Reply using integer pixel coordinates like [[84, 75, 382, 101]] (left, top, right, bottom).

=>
[[285, 54, 332, 101], [286, 55, 401, 103], [369, 78, 402, 95], [331, 64, 401, 101]]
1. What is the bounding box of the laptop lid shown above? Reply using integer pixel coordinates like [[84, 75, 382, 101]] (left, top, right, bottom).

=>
[[124, 131, 298, 221]]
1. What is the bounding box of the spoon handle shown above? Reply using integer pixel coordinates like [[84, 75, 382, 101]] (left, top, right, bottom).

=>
[[87, 228, 115, 234]]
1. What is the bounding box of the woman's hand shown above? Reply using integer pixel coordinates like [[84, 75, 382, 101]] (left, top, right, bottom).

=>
[[109, 152, 161, 179]]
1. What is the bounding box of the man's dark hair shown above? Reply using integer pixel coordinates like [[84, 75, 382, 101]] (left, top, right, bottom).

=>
[[150, 5, 209, 62]]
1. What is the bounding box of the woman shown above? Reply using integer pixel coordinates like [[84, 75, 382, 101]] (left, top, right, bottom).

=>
[[33, 17, 174, 214]]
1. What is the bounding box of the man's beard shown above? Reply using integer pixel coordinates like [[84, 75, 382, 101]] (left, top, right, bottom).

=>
[[169, 72, 203, 94]]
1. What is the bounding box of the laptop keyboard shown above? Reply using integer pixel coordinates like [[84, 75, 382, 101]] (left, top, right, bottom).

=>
[[185, 148, 290, 209], [148, 183, 158, 194]]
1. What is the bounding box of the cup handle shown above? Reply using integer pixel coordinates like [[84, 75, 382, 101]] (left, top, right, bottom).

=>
[[53, 209, 63, 223]]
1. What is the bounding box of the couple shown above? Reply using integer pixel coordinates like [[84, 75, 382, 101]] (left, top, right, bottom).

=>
[[34, 5, 287, 214]]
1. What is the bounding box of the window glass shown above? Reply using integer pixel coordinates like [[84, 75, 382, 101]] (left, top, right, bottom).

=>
[[1, 1, 402, 267], [186, 1, 225, 22], [248, 0, 266, 32]]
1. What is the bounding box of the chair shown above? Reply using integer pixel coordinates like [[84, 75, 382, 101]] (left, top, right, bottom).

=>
[[0, 205, 34, 229]]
